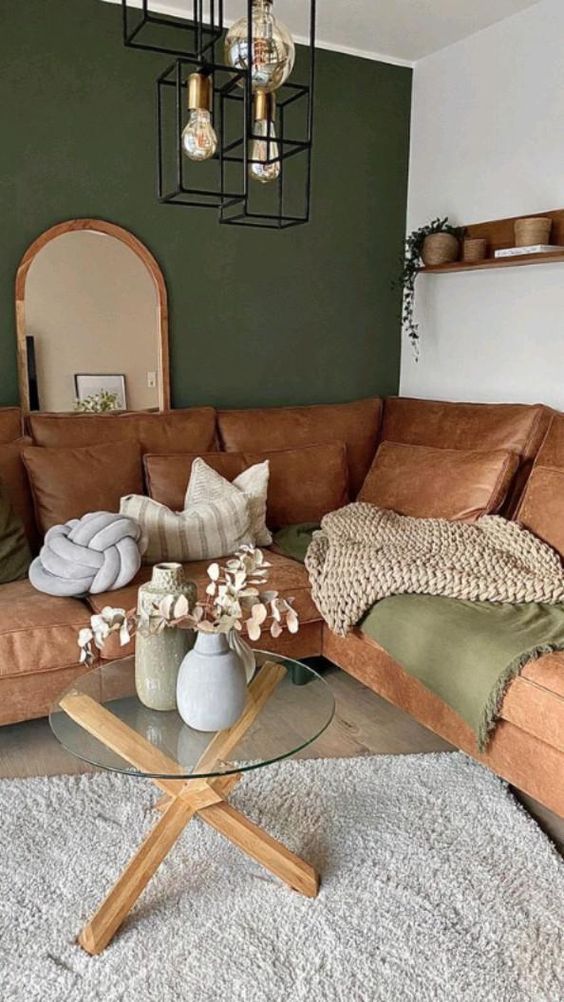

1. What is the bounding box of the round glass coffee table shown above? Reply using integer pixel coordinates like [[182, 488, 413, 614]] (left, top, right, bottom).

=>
[[50, 651, 335, 955]]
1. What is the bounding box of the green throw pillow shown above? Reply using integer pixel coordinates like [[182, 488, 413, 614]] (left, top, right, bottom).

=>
[[0, 479, 31, 584], [273, 523, 320, 564]]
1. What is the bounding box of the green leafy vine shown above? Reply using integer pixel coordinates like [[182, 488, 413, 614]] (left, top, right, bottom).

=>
[[395, 217, 465, 359]]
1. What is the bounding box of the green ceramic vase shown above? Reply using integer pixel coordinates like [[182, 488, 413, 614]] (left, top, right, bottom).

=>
[[135, 562, 196, 711]]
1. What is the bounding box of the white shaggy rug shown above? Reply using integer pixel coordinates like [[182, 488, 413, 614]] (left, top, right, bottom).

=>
[[0, 753, 563, 1002]]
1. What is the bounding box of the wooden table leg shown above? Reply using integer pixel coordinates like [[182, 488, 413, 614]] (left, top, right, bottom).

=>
[[79, 794, 198, 955], [61, 661, 319, 954], [198, 800, 319, 898], [78, 774, 241, 955]]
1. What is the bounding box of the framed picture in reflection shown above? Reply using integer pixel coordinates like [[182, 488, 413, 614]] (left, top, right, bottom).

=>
[[74, 373, 127, 412]]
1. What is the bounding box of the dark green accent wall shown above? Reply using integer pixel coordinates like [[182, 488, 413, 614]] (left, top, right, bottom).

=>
[[0, 0, 411, 409]]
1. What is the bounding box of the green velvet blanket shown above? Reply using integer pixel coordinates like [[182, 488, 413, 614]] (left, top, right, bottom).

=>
[[273, 524, 564, 749]]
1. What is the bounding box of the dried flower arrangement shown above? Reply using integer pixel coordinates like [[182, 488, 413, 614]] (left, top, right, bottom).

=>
[[78, 546, 299, 665]]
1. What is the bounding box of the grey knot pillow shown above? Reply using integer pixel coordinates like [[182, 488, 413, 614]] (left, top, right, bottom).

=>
[[29, 511, 144, 597]]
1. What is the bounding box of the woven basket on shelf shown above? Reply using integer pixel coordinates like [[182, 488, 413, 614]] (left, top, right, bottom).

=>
[[462, 238, 487, 262], [514, 217, 552, 247], [421, 232, 460, 267]]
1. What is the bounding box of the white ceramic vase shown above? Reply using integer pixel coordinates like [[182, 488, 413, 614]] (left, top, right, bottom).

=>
[[176, 631, 252, 732]]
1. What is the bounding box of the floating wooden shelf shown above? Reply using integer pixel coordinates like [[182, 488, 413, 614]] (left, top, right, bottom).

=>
[[419, 207, 564, 274]]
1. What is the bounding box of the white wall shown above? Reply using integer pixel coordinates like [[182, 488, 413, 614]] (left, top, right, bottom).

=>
[[401, 0, 564, 408]]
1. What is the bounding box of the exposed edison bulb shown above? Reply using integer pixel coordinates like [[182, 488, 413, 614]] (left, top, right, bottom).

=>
[[182, 74, 217, 162], [249, 91, 280, 183], [182, 109, 217, 162], [250, 119, 280, 183], [225, 0, 295, 93]]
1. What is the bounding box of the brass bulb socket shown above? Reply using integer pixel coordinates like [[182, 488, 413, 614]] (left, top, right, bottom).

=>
[[187, 73, 212, 112], [253, 90, 276, 122]]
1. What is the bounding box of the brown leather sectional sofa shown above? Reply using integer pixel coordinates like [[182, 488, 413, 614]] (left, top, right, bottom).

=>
[[0, 397, 563, 817]]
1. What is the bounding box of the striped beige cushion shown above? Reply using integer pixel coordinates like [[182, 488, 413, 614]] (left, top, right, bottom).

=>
[[120, 490, 252, 563], [185, 457, 271, 546]]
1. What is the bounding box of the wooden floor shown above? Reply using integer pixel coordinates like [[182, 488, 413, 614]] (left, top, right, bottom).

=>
[[1, 663, 562, 851]]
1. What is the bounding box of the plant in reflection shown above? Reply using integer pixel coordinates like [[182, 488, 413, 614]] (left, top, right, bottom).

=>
[[77, 545, 299, 665], [74, 390, 120, 413]]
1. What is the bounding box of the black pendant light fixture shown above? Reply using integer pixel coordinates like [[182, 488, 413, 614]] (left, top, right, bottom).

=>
[[122, 0, 316, 228]]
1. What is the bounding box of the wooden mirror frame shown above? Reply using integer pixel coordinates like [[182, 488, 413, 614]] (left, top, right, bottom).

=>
[[15, 218, 171, 414]]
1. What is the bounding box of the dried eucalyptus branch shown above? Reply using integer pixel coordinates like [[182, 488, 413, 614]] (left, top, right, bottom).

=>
[[77, 545, 299, 664]]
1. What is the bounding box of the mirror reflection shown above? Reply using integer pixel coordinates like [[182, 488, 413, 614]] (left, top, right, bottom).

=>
[[23, 229, 163, 413]]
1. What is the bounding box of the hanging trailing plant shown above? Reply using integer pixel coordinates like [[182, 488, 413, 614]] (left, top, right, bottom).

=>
[[395, 217, 465, 359]]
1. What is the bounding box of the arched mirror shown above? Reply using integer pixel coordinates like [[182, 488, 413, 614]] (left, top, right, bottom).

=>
[[15, 219, 170, 414]]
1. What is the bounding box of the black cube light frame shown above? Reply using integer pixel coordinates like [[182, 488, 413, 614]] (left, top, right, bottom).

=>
[[156, 58, 248, 210], [218, 76, 314, 229], [122, 0, 223, 62], [218, 0, 316, 228]]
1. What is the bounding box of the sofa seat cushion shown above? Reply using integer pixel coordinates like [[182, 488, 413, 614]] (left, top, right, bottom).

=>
[[87, 550, 322, 639], [217, 398, 382, 495], [23, 440, 144, 534], [0, 579, 92, 678], [0, 407, 22, 444], [358, 441, 519, 520], [144, 443, 349, 528], [28, 407, 218, 452], [501, 650, 564, 753]]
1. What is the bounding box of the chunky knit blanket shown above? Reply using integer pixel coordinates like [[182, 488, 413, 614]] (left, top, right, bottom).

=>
[[305, 503, 564, 635]]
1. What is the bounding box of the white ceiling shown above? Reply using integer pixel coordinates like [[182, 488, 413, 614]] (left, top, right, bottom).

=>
[[106, 0, 543, 64]]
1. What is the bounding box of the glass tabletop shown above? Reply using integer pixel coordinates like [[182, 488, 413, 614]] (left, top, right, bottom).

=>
[[49, 651, 335, 781]]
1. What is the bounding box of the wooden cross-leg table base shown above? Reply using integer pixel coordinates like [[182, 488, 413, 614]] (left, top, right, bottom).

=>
[[59, 662, 320, 955]]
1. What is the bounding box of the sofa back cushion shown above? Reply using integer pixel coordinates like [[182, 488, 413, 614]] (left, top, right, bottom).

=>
[[380, 397, 550, 514], [23, 441, 144, 534], [515, 412, 564, 556], [28, 407, 217, 453], [0, 438, 38, 549], [0, 407, 22, 444], [217, 398, 382, 495], [358, 442, 519, 521], [145, 442, 349, 528], [516, 468, 564, 557]]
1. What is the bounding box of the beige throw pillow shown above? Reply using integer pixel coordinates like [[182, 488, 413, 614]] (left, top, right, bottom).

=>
[[185, 457, 272, 546], [120, 487, 252, 564]]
